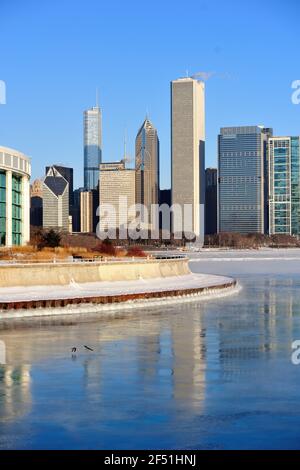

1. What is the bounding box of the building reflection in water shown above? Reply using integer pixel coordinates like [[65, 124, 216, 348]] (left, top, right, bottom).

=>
[[201, 276, 300, 382], [0, 274, 299, 429], [0, 365, 31, 422], [170, 306, 206, 409]]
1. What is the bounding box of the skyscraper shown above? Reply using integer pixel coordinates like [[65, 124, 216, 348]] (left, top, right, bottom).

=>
[[171, 77, 205, 241], [30, 178, 43, 227], [46, 165, 74, 206], [84, 104, 102, 190], [80, 189, 99, 233], [99, 162, 135, 234], [218, 126, 272, 234], [205, 168, 217, 235], [269, 136, 300, 235], [135, 118, 159, 227], [43, 166, 69, 231]]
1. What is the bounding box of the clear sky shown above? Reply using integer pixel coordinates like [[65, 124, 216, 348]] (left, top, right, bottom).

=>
[[0, 0, 299, 189]]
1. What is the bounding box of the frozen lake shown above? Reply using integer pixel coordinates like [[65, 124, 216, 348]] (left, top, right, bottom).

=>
[[1, 249, 300, 449]]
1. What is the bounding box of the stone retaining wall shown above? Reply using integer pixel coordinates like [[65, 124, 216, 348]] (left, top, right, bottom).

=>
[[0, 258, 190, 288]]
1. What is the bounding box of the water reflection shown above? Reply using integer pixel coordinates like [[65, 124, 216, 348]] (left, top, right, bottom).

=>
[[0, 365, 31, 422], [0, 274, 300, 449]]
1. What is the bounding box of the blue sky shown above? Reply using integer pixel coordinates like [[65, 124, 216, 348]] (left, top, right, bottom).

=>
[[0, 0, 299, 189]]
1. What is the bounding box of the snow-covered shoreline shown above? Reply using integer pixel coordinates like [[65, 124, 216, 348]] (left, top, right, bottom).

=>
[[0, 272, 238, 320]]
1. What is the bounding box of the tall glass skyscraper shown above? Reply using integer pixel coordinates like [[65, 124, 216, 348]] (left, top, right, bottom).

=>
[[218, 126, 272, 234], [84, 105, 102, 190], [269, 136, 300, 235]]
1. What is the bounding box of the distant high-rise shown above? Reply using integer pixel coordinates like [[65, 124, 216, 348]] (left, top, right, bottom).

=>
[[205, 168, 217, 235], [218, 126, 272, 234], [30, 179, 43, 227], [43, 166, 69, 231], [171, 77, 205, 241], [80, 189, 99, 233], [135, 118, 159, 227], [46, 165, 74, 206], [84, 104, 102, 190], [269, 136, 300, 235], [72, 187, 85, 232], [99, 162, 135, 233]]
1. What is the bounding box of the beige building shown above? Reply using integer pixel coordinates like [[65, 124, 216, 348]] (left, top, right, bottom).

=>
[[99, 162, 135, 233], [135, 118, 159, 228], [171, 77, 205, 241], [0, 146, 31, 246], [80, 190, 94, 233], [30, 178, 43, 198]]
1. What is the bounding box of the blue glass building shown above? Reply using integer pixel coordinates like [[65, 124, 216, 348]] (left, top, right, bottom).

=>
[[269, 137, 300, 235], [218, 126, 272, 234], [84, 106, 102, 190]]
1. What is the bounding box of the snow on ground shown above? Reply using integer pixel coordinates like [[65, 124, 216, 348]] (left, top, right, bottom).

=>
[[188, 248, 300, 276], [0, 273, 234, 302]]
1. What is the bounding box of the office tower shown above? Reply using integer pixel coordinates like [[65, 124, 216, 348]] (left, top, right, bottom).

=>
[[135, 118, 159, 227], [46, 165, 74, 206], [84, 104, 102, 190], [269, 136, 300, 235], [205, 168, 217, 235], [0, 146, 31, 246], [72, 187, 84, 232], [218, 126, 272, 234], [80, 190, 99, 233], [43, 166, 69, 231], [30, 179, 43, 227], [171, 77, 205, 241], [99, 162, 135, 233]]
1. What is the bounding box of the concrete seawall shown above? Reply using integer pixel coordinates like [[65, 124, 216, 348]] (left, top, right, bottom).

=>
[[0, 258, 190, 288]]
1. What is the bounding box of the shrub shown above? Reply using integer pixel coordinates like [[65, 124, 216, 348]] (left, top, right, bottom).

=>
[[126, 246, 146, 257], [92, 239, 116, 256], [39, 229, 62, 249]]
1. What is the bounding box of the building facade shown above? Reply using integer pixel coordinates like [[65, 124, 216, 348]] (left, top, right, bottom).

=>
[[269, 136, 300, 235], [30, 178, 43, 227], [80, 190, 99, 233], [46, 165, 74, 206], [0, 146, 31, 246], [135, 118, 159, 227], [205, 168, 217, 235], [99, 162, 135, 233], [218, 126, 272, 234], [171, 77, 205, 241], [43, 166, 69, 231], [84, 105, 102, 190]]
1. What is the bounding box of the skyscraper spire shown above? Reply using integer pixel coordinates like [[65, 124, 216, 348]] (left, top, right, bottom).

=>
[[96, 88, 99, 108]]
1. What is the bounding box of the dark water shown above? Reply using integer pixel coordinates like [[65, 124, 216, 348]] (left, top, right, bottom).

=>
[[1, 266, 300, 449]]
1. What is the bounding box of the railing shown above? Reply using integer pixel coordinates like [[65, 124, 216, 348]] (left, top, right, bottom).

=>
[[0, 254, 187, 265]]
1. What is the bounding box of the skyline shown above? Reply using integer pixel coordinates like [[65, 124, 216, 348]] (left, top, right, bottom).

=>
[[0, 0, 300, 190]]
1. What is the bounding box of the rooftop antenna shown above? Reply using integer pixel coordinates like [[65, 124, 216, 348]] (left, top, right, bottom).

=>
[[124, 129, 127, 161], [186, 69, 189, 78], [96, 88, 99, 107], [121, 129, 132, 167]]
